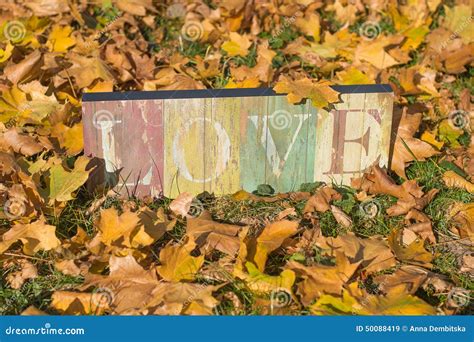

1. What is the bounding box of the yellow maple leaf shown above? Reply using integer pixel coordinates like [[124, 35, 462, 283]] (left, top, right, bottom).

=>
[[225, 77, 261, 88], [47, 156, 94, 203], [156, 241, 204, 282], [234, 262, 295, 294], [336, 67, 373, 85], [0, 219, 61, 255], [310, 282, 436, 315], [273, 76, 340, 109], [51, 122, 84, 156], [221, 32, 251, 57], [51, 291, 109, 315], [47, 25, 76, 52], [253, 220, 299, 271], [420, 130, 444, 150], [0, 42, 14, 63]]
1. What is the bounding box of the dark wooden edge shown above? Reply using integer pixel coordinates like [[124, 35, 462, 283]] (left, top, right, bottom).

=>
[[82, 84, 393, 102]]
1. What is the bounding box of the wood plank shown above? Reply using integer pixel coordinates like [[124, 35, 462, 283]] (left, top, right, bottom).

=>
[[304, 100, 318, 184], [116, 99, 164, 197], [204, 97, 241, 194], [264, 96, 314, 192], [82, 101, 97, 157], [314, 92, 393, 184], [163, 98, 207, 197], [239, 96, 267, 192]]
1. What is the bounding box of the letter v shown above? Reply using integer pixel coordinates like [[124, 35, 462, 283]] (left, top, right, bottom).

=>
[[248, 114, 308, 178]]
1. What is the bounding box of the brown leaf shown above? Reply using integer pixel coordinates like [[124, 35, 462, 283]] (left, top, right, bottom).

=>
[[6, 259, 38, 289], [0, 219, 60, 255], [187, 211, 246, 256], [273, 75, 340, 109], [388, 229, 433, 268], [82, 255, 159, 314], [253, 220, 299, 271], [304, 186, 342, 213], [51, 291, 109, 315], [442, 170, 474, 193], [156, 240, 204, 282], [373, 265, 429, 295], [330, 205, 352, 227], [5, 50, 42, 84], [391, 110, 439, 179], [315, 232, 396, 274], [169, 192, 195, 217], [449, 203, 474, 240], [288, 252, 361, 306], [405, 222, 436, 244], [2, 129, 46, 156], [21, 306, 48, 315]]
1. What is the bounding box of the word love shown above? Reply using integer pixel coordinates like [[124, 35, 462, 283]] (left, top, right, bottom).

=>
[[82, 86, 393, 197]]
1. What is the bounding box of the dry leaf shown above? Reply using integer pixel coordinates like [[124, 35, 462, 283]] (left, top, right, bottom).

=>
[[156, 241, 204, 282], [0, 219, 60, 255], [253, 220, 299, 271], [442, 171, 474, 193]]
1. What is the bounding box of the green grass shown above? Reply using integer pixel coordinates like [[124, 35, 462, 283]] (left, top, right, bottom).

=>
[[0, 266, 83, 315]]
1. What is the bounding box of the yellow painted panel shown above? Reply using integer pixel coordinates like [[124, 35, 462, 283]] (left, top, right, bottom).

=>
[[204, 97, 241, 194], [163, 98, 207, 197]]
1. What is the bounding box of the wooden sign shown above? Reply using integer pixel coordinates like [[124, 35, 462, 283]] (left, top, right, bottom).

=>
[[82, 85, 393, 197]]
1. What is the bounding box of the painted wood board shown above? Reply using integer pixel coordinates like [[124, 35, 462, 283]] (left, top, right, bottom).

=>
[[204, 97, 241, 194], [82, 86, 394, 197], [239, 96, 268, 192]]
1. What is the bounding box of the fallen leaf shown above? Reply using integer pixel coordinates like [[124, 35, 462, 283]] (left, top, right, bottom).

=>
[[391, 110, 439, 179], [2, 129, 45, 156], [253, 220, 299, 271], [47, 156, 94, 203], [310, 281, 436, 315], [288, 252, 361, 306], [274, 75, 340, 109], [51, 291, 109, 315], [388, 229, 433, 268], [330, 205, 352, 227], [0, 219, 60, 255], [304, 186, 342, 213], [156, 240, 204, 282], [449, 202, 474, 240], [442, 170, 474, 193], [222, 32, 252, 57], [187, 212, 245, 256], [47, 25, 76, 52], [6, 259, 38, 289]]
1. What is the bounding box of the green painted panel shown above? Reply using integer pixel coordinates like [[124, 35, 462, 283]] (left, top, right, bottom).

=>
[[239, 96, 267, 192], [264, 97, 316, 192]]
